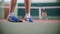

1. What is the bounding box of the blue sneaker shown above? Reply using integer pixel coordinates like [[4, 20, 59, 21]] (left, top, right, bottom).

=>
[[28, 18, 33, 22], [8, 15, 20, 22]]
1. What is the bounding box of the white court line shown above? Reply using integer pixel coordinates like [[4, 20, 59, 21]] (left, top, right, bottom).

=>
[[0, 6, 60, 8]]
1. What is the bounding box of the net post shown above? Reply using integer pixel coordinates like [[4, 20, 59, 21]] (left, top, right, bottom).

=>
[[39, 8, 41, 19]]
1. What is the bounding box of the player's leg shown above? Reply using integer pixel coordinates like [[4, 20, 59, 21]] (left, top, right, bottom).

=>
[[9, 0, 17, 16], [8, 0, 17, 21], [24, 0, 33, 22], [24, 0, 31, 18], [7, 0, 23, 22]]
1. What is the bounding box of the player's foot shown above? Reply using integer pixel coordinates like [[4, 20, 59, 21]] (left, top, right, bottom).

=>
[[7, 15, 23, 22], [24, 16, 33, 22], [28, 18, 33, 22]]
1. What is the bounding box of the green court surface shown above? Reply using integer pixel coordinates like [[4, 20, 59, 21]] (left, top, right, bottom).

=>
[[18, 16, 60, 20], [47, 16, 60, 20], [28, 16, 60, 20], [1, 22, 60, 34]]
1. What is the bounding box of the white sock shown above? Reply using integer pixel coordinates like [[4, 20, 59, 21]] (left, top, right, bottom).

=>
[[25, 13, 30, 18], [9, 12, 14, 16]]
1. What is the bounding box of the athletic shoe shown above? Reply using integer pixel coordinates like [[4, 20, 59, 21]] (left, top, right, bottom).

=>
[[28, 18, 33, 22], [7, 15, 23, 22]]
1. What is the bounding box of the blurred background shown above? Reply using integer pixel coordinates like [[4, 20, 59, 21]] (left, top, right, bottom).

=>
[[0, 0, 60, 34], [0, 0, 60, 20]]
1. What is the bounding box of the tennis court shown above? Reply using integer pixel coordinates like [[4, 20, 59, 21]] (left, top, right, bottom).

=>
[[0, 19, 60, 34]]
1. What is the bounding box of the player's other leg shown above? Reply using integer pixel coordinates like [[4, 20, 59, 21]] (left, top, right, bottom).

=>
[[7, 0, 17, 22], [7, 0, 23, 22], [24, 0, 33, 22]]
